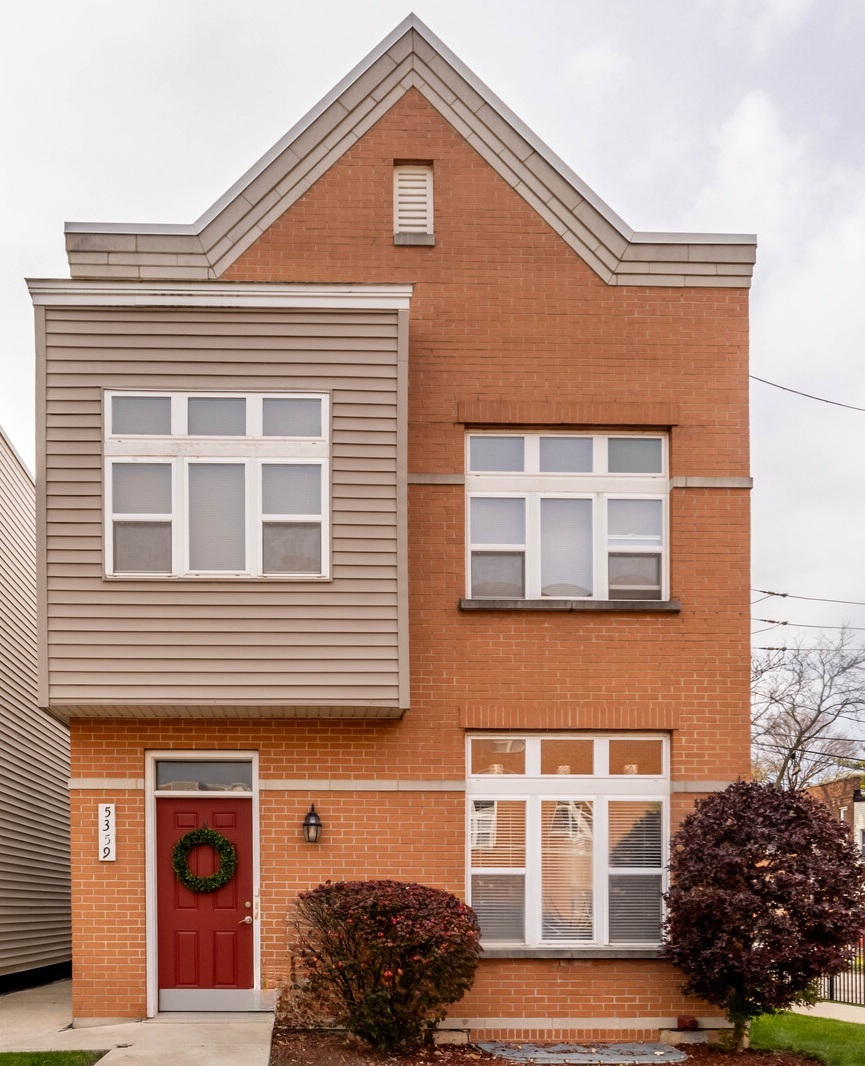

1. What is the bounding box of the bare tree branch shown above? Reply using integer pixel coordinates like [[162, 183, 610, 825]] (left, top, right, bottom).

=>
[[751, 627, 865, 789]]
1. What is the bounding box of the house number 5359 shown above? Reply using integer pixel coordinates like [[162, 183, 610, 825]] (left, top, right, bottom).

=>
[[99, 803, 116, 861]]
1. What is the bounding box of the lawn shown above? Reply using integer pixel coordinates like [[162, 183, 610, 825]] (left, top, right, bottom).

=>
[[0, 1054, 106, 1066], [750, 1012, 865, 1066]]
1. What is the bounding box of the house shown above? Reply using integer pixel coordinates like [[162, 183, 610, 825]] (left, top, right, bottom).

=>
[[27, 15, 755, 1040], [0, 428, 71, 991], [808, 776, 865, 855]]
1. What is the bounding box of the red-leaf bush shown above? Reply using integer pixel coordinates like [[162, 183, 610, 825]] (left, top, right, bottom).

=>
[[663, 781, 865, 1049], [289, 879, 481, 1051]]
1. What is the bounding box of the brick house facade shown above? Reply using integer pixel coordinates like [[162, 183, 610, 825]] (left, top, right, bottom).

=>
[[29, 16, 755, 1039]]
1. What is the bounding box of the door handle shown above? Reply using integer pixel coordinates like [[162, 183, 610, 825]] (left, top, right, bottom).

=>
[[239, 915, 253, 925]]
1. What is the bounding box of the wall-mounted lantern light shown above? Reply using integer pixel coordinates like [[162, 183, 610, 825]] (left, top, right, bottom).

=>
[[303, 804, 323, 843]]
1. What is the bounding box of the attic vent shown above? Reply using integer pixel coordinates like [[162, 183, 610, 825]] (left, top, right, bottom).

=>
[[394, 163, 434, 246]]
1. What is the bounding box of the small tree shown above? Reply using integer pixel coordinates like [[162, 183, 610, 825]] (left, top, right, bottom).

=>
[[663, 781, 865, 1050], [289, 879, 481, 1052]]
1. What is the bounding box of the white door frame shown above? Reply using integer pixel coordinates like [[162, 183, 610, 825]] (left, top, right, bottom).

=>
[[145, 749, 261, 1017]]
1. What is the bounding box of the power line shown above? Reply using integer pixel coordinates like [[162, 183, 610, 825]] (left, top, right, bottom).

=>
[[750, 375, 865, 413], [753, 619, 865, 633], [753, 589, 865, 609]]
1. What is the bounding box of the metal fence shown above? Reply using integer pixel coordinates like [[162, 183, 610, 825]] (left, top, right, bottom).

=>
[[820, 938, 865, 1006]]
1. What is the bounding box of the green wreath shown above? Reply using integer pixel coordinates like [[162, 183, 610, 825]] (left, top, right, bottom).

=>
[[172, 824, 237, 894]]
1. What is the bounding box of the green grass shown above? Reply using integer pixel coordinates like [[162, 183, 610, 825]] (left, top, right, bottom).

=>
[[751, 1012, 865, 1066], [0, 1053, 106, 1065]]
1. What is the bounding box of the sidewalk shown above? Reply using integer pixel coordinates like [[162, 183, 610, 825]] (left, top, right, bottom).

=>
[[0, 981, 273, 1065], [792, 1000, 865, 1026]]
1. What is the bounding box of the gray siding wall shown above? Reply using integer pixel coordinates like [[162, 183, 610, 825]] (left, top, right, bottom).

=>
[[41, 307, 406, 715], [0, 430, 71, 975]]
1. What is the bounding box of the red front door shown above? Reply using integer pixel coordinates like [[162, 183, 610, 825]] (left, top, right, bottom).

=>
[[156, 798, 254, 1004]]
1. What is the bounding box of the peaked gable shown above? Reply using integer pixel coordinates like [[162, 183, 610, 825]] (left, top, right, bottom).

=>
[[65, 15, 755, 287]]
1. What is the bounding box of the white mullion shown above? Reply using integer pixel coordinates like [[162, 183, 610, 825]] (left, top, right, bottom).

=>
[[595, 796, 609, 945], [178, 457, 191, 576], [172, 394, 187, 436], [525, 794, 543, 945], [596, 493, 608, 598], [595, 435, 608, 474], [247, 396, 263, 438], [526, 494, 541, 598], [248, 459, 262, 577], [523, 434, 539, 474]]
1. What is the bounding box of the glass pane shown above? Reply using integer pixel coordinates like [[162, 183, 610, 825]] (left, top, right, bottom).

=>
[[262, 465, 321, 515], [540, 738, 594, 776], [112, 463, 171, 514], [471, 552, 524, 597], [608, 438, 663, 473], [263, 523, 321, 574], [609, 801, 662, 867], [263, 397, 322, 437], [188, 464, 245, 570], [155, 760, 253, 791], [608, 554, 661, 600], [469, 436, 524, 472], [111, 395, 170, 435], [542, 800, 593, 941], [540, 498, 592, 596], [471, 738, 525, 776], [609, 739, 663, 776], [470, 800, 525, 868], [188, 397, 246, 436], [540, 437, 592, 473], [608, 499, 662, 547], [470, 497, 525, 544], [608, 875, 662, 942], [470, 874, 525, 941], [113, 521, 171, 573]]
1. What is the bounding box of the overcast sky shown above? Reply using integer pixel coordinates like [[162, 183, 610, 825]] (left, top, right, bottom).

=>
[[2, 0, 864, 646]]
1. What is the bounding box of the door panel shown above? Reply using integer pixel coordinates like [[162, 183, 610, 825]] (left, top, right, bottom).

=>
[[156, 797, 254, 999]]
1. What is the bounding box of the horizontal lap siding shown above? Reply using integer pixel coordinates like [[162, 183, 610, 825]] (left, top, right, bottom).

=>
[[43, 308, 404, 709], [0, 432, 71, 975]]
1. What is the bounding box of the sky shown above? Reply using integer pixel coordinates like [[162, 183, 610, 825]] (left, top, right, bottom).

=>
[[2, 0, 864, 648]]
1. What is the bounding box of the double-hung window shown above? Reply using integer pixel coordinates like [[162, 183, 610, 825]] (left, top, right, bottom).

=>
[[466, 433, 667, 600], [105, 392, 329, 578], [467, 735, 668, 949]]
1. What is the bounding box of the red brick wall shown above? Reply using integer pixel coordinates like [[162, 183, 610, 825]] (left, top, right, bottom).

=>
[[68, 89, 750, 1034]]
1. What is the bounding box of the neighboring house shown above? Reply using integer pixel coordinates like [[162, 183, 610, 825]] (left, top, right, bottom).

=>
[[808, 776, 865, 855], [0, 428, 71, 990], [28, 16, 755, 1040]]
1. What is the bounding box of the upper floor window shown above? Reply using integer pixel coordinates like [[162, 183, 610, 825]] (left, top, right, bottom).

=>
[[104, 392, 329, 578], [466, 433, 667, 601], [394, 163, 434, 245]]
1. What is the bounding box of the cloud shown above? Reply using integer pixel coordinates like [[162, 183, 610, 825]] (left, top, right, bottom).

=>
[[706, 0, 819, 58]]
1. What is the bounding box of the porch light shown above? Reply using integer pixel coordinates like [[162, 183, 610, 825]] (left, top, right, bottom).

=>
[[303, 804, 323, 843]]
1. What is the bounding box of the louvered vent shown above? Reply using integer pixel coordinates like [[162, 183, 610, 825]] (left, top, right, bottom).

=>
[[394, 164, 433, 236]]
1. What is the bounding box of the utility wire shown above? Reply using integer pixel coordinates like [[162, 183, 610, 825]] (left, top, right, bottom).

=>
[[750, 375, 865, 413], [753, 589, 865, 609], [753, 619, 865, 633]]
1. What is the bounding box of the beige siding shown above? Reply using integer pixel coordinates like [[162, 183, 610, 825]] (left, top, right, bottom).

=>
[[41, 307, 407, 716], [0, 430, 71, 975]]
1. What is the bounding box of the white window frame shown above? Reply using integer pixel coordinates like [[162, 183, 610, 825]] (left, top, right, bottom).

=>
[[465, 433, 668, 600], [466, 734, 669, 949], [104, 391, 330, 579]]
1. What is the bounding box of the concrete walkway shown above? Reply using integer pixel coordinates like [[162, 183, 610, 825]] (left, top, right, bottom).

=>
[[791, 999, 865, 1026], [0, 980, 273, 1065]]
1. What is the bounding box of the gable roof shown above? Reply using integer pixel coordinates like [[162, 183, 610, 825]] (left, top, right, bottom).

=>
[[64, 14, 756, 288]]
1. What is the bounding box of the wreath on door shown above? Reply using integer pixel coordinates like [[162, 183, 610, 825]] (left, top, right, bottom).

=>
[[171, 824, 237, 893]]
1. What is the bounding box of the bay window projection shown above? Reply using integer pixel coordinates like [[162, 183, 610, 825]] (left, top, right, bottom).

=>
[[466, 433, 667, 600], [105, 392, 329, 577], [467, 735, 668, 948]]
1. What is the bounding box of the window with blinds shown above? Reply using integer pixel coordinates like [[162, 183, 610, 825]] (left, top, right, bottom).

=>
[[467, 735, 667, 948], [394, 164, 434, 242], [105, 392, 329, 578]]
